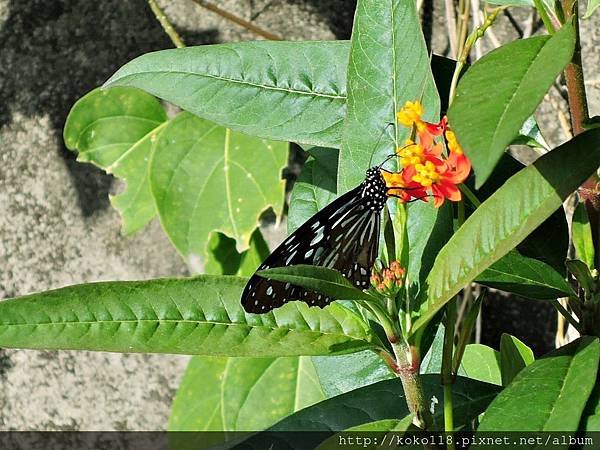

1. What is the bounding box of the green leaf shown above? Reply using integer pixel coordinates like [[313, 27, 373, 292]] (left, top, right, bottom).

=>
[[150, 112, 287, 260], [105, 41, 455, 149], [500, 333, 535, 387], [345, 416, 413, 432], [478, 337, 600, 432], [406, 202, 453, 301], [461, 344, 502, 386], [420, 323, 446, 374], [513, 116, 550, 150], [105, 42, 348, 148], [239, 228, 271, 276], [412, 129, 600, 336], [312, 350, 395, 398], [258, 265, 376, 302], [288, 147, 339, 234], [452, 292, 484, 373], [265, 375, 499, 432], [580, 382, 600, 432], [422, 329, 502, 385], [573, 202, 595, 269], [448, 22, 576, 187], [472, 153, 569, 275], [171, 230, 311, 433], [338, 0, 440, 193], [566, 259, 595, 294], [205, 228, 270, 277], [583, 0, 600, 18], [63, 87, 167, 234], [315, 416, 414, 450], [0, 276, 377, 357], [476, 250, 574, 299], [205, 232, 242, 275], [168, 355, 324, 431]]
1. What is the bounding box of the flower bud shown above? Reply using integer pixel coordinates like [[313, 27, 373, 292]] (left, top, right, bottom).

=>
[[371, 260, 406, 297]]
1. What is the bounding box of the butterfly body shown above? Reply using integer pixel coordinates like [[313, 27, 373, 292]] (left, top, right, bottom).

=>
[[241, 167, 388, 314]]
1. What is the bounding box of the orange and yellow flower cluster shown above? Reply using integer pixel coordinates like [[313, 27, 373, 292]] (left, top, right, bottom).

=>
[[370, 261, 406, 297], [382, 101, 471, 207]]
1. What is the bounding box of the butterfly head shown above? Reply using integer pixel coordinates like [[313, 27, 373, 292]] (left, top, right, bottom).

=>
[[362, 167, 387, 211]]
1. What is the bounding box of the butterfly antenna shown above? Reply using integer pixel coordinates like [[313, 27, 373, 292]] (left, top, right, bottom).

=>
[[368, 122, 395, 168]]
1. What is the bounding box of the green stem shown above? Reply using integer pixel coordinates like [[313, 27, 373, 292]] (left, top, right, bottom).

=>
[[459, 183, 482, 207], [448, 7, 504, 104], [443, 383, 456, 440], [148, 0, 185, 48], [360, 300, 398, 343], [441, 299, 457, 443], [390, 341, 433, 431], [533, 0, 557, 34], [551, 299, 584, 334]]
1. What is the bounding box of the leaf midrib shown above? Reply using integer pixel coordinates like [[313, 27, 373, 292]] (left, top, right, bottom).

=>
[[113, 71, 346, 100], [0, 317, 371, 340], [479, 267, 567, 291]]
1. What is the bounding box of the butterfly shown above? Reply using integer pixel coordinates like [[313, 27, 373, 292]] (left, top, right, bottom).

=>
[[241, 156, 411, 314]]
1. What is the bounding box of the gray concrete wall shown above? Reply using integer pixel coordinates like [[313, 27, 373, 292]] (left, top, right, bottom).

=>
[[0, 0, 597, 430]]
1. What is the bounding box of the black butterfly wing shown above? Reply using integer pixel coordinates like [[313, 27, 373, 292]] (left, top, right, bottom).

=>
[[241, 185, 381, 313]]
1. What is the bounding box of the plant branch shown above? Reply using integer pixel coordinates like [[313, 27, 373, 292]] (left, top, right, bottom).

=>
[[533, 0, 557, 34], [561, 13, 589, 136], [390, 341, 433, 431], [190, 0, 283, 41], [444, 0, 459, 58], [441, 299, 457, 448], [148, 0, 185, 48], [449, 7, 504, 104]]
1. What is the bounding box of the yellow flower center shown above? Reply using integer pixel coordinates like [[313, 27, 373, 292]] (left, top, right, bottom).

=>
[[397, 140, 425, 166], [445, 130, 463, 155], [397, 101, 424, 129], [412, 160, 440, 187]]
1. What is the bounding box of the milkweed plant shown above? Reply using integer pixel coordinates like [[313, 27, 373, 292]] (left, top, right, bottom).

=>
[[2, 0, 599, 445]]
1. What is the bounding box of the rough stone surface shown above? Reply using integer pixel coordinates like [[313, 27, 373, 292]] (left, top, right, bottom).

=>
[[0, 0, 598, 431]]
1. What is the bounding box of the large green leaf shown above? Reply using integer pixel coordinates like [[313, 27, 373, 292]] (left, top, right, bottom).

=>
[[0, 276, 377, 357], [258, 265, 376, 301], [338, 0, 440, 193], [476, 250, 574, 299], [448, 22, 575, 187], [105, 41, 453, 149], [105, 42, 348, 148], [500, 333, 534, 387], [168, 355, 324, 431], [472, 153, 569, 276], [312, 350, 395, 398], [288, 147, 338, 234], [478, 337, 600, 432], [412, 129, 600, 335], [63, 87, 167, 234], [266, 375, 499, 432], [150, 112, 287, 260], [233, 376, 498, 448]]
